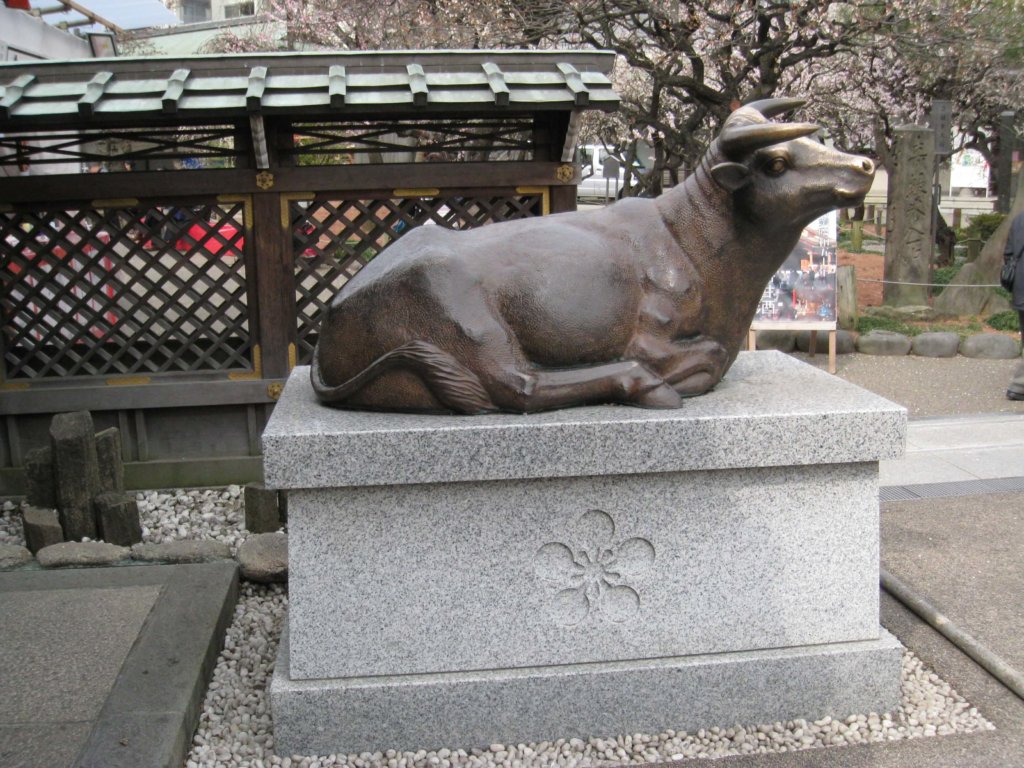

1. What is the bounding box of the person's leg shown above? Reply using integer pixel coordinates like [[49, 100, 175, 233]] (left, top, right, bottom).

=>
[[1009, 311, 1024, 400]]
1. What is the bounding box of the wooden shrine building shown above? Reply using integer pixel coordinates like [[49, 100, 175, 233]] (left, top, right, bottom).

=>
[[0, 50, 618, 492]]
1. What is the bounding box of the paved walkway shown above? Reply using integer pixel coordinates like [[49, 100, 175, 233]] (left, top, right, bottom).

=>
[[880, 412, 1024, 488]]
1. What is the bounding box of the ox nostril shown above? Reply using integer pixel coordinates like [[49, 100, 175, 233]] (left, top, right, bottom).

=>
[[861, 158, 874, 174]]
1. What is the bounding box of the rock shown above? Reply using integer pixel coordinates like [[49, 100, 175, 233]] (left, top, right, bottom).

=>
[[94, 491, 143, 546], [856, 330, 912, 356], [22, 505, 64, 554], [237, 532, 288, 583], [863, 304, 937, 322], [755, 330, 795, 352], [934, 265, 1012, 317], [795, 330, 855, 354], [49, 411, 101, 540], [23, 447, 55, 509], [911, 332, 961, 358], [0, 543, 33, 569], [899, 305, 939, 321], [95, 427, 124, 493], [244, 482, 283, 534], [36, 541, 129, 568], [130, 540, 232, 563], [960, 334, 1021, 359]]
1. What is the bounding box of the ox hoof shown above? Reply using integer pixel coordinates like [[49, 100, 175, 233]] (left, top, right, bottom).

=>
[[634, 383, 683, 409]]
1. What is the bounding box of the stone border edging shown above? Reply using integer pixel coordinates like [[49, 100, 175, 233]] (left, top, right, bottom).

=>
[[755, 329, 1021, 360], [0, 534, 288, 584]]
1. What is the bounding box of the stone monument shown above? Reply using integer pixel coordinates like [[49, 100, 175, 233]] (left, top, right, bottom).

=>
[[883, 125, 934, 307], [266, 97, 902, 755], [265, 352, 905, 754]]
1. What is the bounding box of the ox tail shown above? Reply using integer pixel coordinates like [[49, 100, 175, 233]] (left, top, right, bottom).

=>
[[310, 340, 496, 414]]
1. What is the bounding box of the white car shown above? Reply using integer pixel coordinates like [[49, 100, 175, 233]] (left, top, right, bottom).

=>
[[576, 145, 645, 201]]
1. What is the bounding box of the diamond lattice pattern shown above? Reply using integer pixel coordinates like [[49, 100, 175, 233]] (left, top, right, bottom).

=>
[[291, 193, 543, 364], [2, 202, 252, 379]]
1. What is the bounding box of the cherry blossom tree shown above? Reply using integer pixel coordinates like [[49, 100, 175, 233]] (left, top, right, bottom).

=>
[[201, 0, 1022, 199], [792, 1, 1023, 186]]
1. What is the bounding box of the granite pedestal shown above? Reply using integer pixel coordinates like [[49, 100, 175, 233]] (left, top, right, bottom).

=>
[[264, 352, 906, 755]]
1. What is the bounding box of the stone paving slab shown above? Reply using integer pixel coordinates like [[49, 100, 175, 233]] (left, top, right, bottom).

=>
[[0, 585, 159, 768], [879, 414, 1024, 486], [903, 416, 1024, 451], [880, 492, 1024, 674], [0, 562, 238, 768]]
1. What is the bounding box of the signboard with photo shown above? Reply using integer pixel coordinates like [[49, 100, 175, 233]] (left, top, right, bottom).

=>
[[752, 210, 838, 328]]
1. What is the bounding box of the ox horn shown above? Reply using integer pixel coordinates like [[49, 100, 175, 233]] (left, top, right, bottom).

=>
[[743, 97, 806, 118], [720, 122, 821, 157]]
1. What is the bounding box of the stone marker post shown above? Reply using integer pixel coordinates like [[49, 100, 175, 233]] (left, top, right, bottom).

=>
[[883, 125, 934, 306], [23, 447, 55, 509], [95, 427, 125, 493], [49, 411, 101, 540], [836, 265, 857, 330]]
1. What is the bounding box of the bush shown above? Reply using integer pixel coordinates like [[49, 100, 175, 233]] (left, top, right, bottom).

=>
[[931, 265, 961, 296], [986, 311, 1020, 332], [854, 316, 917, 336], [958, 212, 1006, 244]]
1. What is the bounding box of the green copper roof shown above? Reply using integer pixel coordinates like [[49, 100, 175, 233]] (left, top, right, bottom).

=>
[[0, 50, 618, 128]]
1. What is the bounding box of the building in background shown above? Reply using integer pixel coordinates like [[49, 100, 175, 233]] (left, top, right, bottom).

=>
[[0, 2, 92, 60], [163, 0, 266, 23]]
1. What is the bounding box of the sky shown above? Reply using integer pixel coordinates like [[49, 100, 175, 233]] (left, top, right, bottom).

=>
[[38, 0, 179, 33]]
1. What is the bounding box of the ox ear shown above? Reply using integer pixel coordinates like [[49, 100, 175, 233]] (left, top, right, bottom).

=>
[[710, 162, 751, 192]]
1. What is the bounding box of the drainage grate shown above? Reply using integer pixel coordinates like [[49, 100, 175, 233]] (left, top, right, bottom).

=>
[[882, 476, 1024, 501], [879, 486, 922, 501]]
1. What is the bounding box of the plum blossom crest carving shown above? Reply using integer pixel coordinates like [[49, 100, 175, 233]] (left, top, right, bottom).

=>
[[534, 509, 655, 626]]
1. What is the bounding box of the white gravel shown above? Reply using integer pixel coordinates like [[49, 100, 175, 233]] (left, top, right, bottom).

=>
[[136, 485, 248, 555], [1, 486, 249, 553], [0, 500, 24, 546], [186, 586, 995, 768]]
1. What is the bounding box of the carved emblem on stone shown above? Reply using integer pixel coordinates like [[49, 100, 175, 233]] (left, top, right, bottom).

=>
[[255, 170, 275, 190], [534, 509, 655, 626], [555, 163, 575, 183]]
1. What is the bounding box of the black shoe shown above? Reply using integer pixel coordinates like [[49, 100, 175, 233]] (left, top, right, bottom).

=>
[[1008, 390, 1024, 401]]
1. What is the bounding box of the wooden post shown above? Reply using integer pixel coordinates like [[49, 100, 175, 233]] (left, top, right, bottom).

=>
[[828, 329, 837, 375], [549, 185, 577, 214], [251, 191, 296, 380], [952, 208, 962, 230], [851, 220, 864, 251], [836, 265, 857, 330]]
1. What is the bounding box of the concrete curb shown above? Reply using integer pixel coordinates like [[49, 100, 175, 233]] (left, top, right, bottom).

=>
[[880, 568, 1024, 703], [63, 562, 239, 768]]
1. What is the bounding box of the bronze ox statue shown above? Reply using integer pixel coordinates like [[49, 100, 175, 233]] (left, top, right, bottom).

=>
[[312, 97, 874, 414]]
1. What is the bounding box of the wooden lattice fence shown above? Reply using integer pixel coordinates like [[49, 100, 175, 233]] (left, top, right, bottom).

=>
[[0, 49, 615, 491]]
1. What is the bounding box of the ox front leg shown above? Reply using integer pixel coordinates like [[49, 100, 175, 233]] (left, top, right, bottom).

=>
[[628, 335, 730, 397], [487, 360, 682, 413]]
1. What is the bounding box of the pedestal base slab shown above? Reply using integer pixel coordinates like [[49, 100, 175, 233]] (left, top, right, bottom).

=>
[[270, 623, 902, 756]]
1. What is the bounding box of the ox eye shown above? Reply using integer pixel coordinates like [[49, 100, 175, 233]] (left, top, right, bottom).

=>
[[765, 156, 788, 176]]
